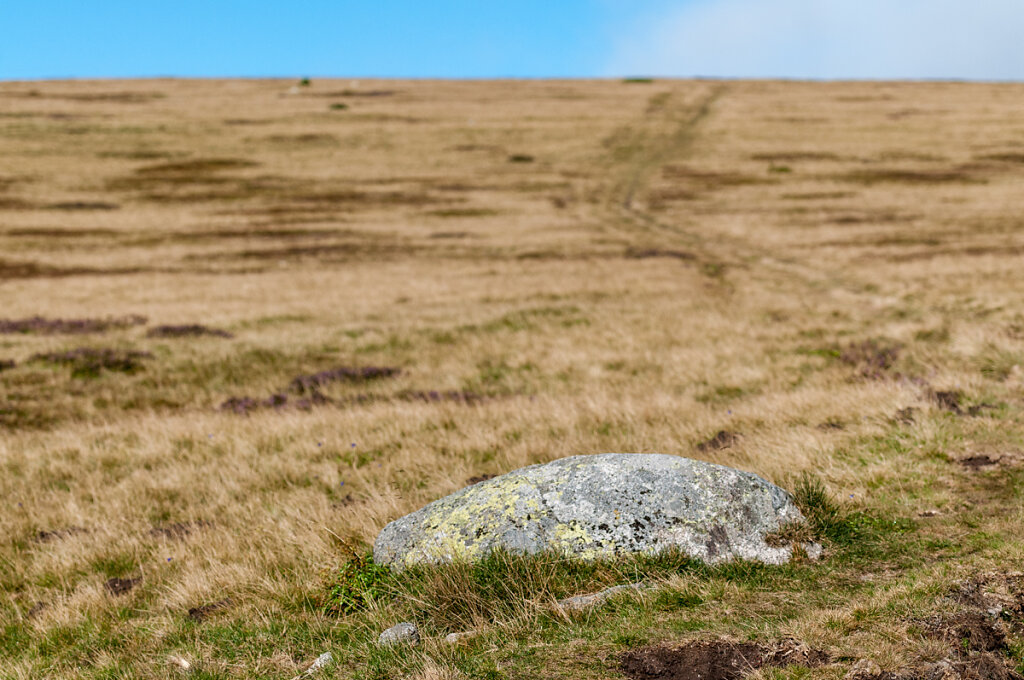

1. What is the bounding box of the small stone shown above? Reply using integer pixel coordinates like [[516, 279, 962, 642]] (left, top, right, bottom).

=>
[[168, 655, 192, 672], [444, 631, 476, 643], [557, 582, 647, 612], [845, 659, 882, 679], [304, 652, 333, 676], [923, 659, 956, 680], [379, 622, 419, 647], [803, 542, 824, 560]]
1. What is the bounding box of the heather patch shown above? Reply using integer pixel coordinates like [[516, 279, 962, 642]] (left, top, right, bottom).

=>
[[146, 324, 234, 339], [30, 348, 153, 377], [288, 366, 401, 393], [0, 259, 140, 280], [217, 386, 487, 415], [219, 391, 332, 415], [625, 247, 696, 262], [43, 201, 119, 211], [840, 339, 902, 379], [0, 315, 147, 335], [0, 359, 14, 372], [397, 389, 487, 404]]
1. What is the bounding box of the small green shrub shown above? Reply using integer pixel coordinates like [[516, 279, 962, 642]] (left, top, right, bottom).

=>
[[324, 552, 390, 615], [329, 103, 348, 111]]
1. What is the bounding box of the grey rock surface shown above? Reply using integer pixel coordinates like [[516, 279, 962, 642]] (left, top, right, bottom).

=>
[[557, 582, 648, 612], [378, 622, 419, 647], [374, 453, 815, 569], [298, 652, 333, 677], [444, 630, 477, 644]]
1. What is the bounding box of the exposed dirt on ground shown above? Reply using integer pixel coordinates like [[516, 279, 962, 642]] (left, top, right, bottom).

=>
[[960, 455, 1001, 470], [187, 598, 232, 622], [34, 526, 87, 543], [696, 430, 740, 453], [619, 639, 829, 680], [104, 577, 140, 596], [930, 611, 1007, 655]]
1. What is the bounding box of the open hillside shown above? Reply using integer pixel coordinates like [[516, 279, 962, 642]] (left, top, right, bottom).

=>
[[2, 78, 1024, 679]]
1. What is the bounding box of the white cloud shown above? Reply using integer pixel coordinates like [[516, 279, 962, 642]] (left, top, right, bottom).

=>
[[607, 0, 1024, 80]]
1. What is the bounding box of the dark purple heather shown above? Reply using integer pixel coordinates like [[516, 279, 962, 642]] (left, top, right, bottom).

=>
[[146, 324, 234, 339], [397, 389, 486, 404], [0, 315, 147, 335], [30, 348, 153, 377], [289, 366, 401, 393], [839, 339, 901, 379], [0, 359, 14, 372], [219, 391, 332, 415], [217, 385, 488, 416]]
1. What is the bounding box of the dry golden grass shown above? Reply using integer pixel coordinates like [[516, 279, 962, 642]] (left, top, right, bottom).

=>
[[2, 78, 1024, 679]]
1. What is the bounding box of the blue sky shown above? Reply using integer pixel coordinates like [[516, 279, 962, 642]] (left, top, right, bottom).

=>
[[2, 1, 1023, 81]]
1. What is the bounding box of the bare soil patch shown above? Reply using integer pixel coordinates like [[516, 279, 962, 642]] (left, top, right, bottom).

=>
[[960, 455, 1001, 470], [696, 430, 740, 453], [929, 611, 1006, 655], [187, 598, 232, 622], [104, 577, 141, 596], [34, 526, 87, 543], [620, 639, 829, 680]]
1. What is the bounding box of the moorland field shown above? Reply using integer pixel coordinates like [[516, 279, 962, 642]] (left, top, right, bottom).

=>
[[2, 78, 1024, 679]]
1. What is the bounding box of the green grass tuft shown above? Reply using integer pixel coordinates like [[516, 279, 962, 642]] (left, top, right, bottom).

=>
[[324, 552, 391, 615]]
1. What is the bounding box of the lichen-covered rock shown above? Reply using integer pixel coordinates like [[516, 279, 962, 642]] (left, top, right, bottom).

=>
[[374, 453, 815, 569], [378, 622, 419, 646], [557, 582, 649, 612]]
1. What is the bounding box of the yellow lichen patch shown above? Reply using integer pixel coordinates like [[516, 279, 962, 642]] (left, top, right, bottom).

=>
[[551, 521, 597, 558]]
